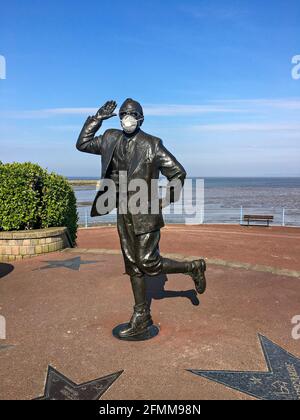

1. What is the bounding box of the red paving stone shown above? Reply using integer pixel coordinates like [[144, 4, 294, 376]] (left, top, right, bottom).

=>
[[77, 224, 300, 272], [0, 240, 300, 400], [0, 238, 300, 400]]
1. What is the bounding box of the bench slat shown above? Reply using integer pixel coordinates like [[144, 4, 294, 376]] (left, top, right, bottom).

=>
[[244, 215, 273, 220]]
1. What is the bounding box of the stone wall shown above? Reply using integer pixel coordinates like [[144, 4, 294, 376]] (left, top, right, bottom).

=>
[[0, 227, 72, 262]]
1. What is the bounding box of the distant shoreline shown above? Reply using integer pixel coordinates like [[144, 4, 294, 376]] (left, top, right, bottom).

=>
[[68, 176, 300, 187], [69, 179, 98, 186]]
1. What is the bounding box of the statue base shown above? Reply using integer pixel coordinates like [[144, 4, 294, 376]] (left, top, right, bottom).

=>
[[112, 323, 160, 341]]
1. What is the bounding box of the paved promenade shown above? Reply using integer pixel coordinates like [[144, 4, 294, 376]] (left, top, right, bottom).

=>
[[0, 225, 299, 400]]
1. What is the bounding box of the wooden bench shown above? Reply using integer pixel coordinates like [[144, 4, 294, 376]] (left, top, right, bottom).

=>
[[243, 214, 274, 227]]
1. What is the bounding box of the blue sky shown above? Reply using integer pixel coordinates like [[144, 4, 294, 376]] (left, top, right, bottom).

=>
[[0, 0, 300, 177]]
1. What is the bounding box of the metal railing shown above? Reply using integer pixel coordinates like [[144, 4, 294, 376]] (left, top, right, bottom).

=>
[[77, 206, 300, 228]]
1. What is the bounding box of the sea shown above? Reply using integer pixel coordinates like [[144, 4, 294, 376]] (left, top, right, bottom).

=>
[[70, 177, 300, 227]]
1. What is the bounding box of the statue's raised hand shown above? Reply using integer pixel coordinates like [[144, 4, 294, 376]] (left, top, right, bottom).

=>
[[95, 100, 117, 121]]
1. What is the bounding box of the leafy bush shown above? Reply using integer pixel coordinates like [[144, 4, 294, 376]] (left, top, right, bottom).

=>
[[0, 162, 78, 244]]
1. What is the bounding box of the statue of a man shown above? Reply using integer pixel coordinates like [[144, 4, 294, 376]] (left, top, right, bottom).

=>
[[76, 99, 206, 339]]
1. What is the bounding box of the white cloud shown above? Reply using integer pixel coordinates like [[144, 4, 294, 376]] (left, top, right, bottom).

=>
[[179, 4, 248, 21], [2, 98, 300, 120], [143, 104, 244, 116], [214, 98, 300, 110], [4, 108, 97, 119], [1, 103, 245, 119], [191, 123, 300, 133], [47, 124, 82, 132]]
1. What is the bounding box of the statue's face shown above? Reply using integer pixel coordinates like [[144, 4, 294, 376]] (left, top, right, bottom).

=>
[[119, 108, 144, 134]]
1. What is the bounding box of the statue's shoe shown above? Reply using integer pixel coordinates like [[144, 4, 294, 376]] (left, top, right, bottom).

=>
[[189, 259, 207, 295], [118, 304, 153, 338]]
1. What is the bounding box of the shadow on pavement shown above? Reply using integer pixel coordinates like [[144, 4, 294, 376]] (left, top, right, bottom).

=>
[[145, 273, 200, 308], [0, 263, 14, 279]]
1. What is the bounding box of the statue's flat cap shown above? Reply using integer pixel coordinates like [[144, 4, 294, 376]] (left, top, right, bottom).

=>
[[119, 98, 144, 116]]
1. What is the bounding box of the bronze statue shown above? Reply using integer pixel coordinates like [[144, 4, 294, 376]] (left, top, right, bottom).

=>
[[76, 99, 206, 340]]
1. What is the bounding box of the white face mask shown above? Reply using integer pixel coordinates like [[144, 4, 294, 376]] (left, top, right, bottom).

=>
[[121, 115, 143, 134]]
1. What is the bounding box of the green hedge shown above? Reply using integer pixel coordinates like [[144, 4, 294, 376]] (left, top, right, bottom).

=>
[[0, 162, 78, 245]]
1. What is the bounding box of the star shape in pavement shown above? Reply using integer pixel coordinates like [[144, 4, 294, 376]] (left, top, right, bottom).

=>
[[188, 334, 300, 400], [35, 366, 123, 400], [36, 256, 98, 271]]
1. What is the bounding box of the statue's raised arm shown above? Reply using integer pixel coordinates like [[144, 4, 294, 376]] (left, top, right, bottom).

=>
[[76, 100, 117, 155]]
